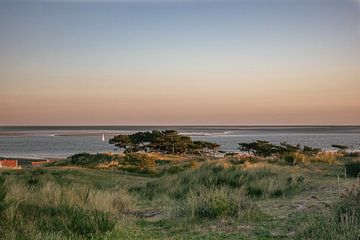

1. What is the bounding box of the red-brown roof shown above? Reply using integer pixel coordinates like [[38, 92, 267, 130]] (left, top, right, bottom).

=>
[[0, 159, 18, 168]]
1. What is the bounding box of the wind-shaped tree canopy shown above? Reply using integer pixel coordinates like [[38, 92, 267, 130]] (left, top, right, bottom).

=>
[[109, 130, 220, 155]]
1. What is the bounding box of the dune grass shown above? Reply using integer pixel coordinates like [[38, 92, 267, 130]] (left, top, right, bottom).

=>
[[0, 169, 137, 240], [295, 184, 360, 240], [1, 152, 359, 239], [135, 160, 305, 201]]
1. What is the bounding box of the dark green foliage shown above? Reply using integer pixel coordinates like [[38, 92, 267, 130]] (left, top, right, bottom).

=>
[[284, 154, 296, 165], [55, 153, 120, 167], [239, 140, 280, 157], [239, 140, 321, 157], [345, 161, 360, 177], [193, 194, 241, 219], [345, 152, 360, 157], [246, 186, 263, 197], [22, 168, 47, 189], [224, 152, 237, 157], [188, 141, 221, 156], [332, 144, 349, 150], [302, 145, 321, 156], [175, 186, 263, 221], [109, 130, 220, 155]]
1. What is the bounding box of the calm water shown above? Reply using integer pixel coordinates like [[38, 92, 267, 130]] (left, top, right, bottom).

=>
[[0, 126, 359, 159]]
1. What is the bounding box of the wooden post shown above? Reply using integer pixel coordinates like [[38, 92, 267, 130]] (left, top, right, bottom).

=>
[[337, 175, 341, 196]]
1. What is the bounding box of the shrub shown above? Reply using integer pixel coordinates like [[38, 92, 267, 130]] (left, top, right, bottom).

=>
[[283, 152, 307, 165], [175, 186, 261, 221], [239, 141, 321, 158], [345, 161, 360, 177], [332, 144, 349, 151], [311, 152, 337, 164], [55, 153, 119, 168], [124, 153, 155, 169], [345, 152, 360, 158]]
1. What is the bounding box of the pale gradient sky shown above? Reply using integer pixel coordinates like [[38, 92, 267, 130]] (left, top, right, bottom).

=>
[[0, 0, 359, 125]]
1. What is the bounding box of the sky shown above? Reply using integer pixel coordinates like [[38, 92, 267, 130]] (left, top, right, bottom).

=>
[[0, 0, 359, 125]]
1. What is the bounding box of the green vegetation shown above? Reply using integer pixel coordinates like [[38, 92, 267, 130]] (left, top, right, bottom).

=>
[[332, 144, 349, 151], [109, 130, 220, 155], [295, 185, 360, 240], [53, 152, 122, 168], [345, 160, 360, 177], [1, 134, 360, 239], [175, 186, 261, 221], [239, 140, 321, 158], [0, 175, 7, 216], [1, 153, 360, 239], [135, 162, 305, 200], [0, 169, 136, 240]]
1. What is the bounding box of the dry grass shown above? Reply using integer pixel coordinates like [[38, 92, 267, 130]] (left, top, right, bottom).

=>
[[4, 177, 135, 215]]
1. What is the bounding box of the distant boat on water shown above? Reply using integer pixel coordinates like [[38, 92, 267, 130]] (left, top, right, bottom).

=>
[[101, 134, 105, 142]]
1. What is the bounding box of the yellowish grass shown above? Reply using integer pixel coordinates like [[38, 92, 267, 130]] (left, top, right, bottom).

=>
[[4, 177, 136, 216]]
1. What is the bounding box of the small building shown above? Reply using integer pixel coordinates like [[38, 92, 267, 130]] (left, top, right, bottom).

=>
[[31, 159, 55, 167], [0, 159, 21, 169]]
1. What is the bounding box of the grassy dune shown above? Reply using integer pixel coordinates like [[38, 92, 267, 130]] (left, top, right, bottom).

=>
[[0, 153, 359, 239]]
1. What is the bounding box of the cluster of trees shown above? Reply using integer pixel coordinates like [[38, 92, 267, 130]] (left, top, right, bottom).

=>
[[239, 140, 321, 157], [331, 144, 349, 151], [109, 130, 220, 156]]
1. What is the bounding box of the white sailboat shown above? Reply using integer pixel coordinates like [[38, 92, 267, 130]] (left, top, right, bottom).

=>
[[101, 133, 105, 142]]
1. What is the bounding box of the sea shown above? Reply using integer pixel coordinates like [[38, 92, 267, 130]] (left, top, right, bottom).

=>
[[0, 126, 359, 159]]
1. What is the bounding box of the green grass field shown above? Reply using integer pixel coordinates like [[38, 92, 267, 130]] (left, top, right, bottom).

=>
[[1, 153, 359, 240]]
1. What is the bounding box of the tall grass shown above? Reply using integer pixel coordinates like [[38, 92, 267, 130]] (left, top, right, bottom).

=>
[[136, 161, 305, 200], [175, 186, 262, 221], [295, 184, 360, 240], [283, 151, 338, 165], [0, 172, 136, 239]]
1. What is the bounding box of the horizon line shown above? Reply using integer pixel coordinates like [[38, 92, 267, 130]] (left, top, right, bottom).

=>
[[1, 124, 360, 127]]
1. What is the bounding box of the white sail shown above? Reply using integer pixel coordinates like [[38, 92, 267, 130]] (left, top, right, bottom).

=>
[[101, 134, 105, 142]]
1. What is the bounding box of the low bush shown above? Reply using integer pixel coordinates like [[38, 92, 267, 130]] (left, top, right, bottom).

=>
[[311, 152, 337, 164], [54, 153, 120, 168], [345, 161, 360, 177], [283, 152, 307, 165], [344, 152, 360, 158], [175, 186, 262, 221], [123, 153, 155, 171]]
